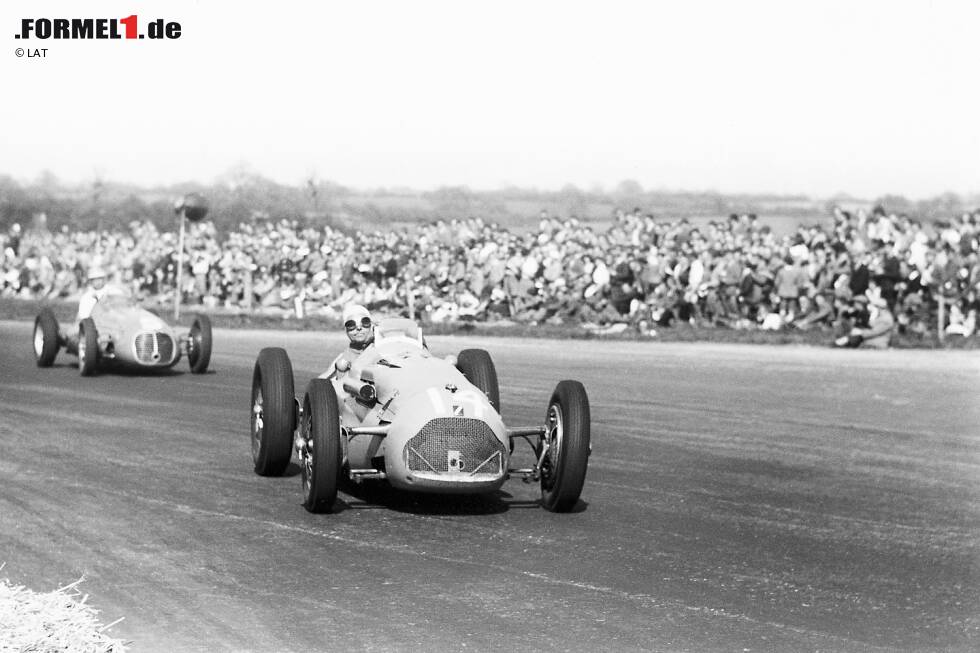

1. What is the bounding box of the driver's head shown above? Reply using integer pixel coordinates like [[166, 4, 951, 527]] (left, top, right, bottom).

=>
[[342, 304, 374, 349], [87, 265, 107, 290]]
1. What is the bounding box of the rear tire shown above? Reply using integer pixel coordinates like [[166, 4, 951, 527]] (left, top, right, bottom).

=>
[[34, 308, 60, 367], [301, 379, 343, 513], [188, 314, 213, 374], [251, 347, 295, 476], [457, 348, 501, 412], [78, 318, 99, 377], [540, 380, 591, 512]]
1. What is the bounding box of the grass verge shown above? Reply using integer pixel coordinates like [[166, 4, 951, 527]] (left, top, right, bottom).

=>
[[2, 296, 975, 350]]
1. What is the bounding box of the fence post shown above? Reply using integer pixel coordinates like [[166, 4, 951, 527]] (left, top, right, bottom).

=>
[[937, 294, 945, 346], [243, 267, 253, 312], [294, 289, 305, 319]]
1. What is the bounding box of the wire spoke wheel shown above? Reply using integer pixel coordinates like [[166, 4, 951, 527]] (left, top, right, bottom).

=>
[[250, 347, 294, 476], [540, 380, 591, 512], [301, 395, 314, 497], [301, 379, 342, 513], [33, 309, 61, 367], [77, 318, 98, 376], [188, 325, 199, 363], [540, 404, 563, 491], [33, 324, 44, 357], [188, 314, 212, 374], [251, 385, 264, 461]]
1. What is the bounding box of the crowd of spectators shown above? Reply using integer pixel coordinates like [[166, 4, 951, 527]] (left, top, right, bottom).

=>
[[3, 205, 978, 342]]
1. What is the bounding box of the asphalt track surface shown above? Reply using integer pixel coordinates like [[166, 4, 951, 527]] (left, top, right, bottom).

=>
[[1, 320, 978, 652]]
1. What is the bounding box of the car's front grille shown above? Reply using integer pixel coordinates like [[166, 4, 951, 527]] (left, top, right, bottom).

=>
[[135, 332, 174, 364], [406, 418, 505, 474]]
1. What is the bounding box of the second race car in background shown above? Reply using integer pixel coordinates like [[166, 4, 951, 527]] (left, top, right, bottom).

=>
[[33, 295, 213, 376]]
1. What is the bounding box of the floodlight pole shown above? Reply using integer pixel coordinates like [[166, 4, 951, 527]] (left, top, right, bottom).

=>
[[174, 209, 187, 321]]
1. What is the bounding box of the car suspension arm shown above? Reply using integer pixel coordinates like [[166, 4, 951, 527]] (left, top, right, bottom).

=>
[[506, 426, 547, 482]]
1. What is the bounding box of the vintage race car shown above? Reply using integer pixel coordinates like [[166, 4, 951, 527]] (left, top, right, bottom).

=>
[[33, 295, 212, 376], [249, 317, 591, 513]]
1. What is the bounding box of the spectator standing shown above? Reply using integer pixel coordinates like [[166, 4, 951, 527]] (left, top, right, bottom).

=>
[[773, 255, 806, 323]]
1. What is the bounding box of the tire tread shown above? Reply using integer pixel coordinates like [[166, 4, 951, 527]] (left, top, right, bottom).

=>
[[252, 347, 295, 476], [541, 379, 590, 512]]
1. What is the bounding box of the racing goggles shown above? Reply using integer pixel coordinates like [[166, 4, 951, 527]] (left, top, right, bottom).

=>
[[345, 317, 372, 331]]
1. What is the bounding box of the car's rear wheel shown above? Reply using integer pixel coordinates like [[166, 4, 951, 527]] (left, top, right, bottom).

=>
[[457, 348, 501, 412], [78, 318, 99, 377], [34, 308, 60, 367], [540, 380, 590, 512], [188, 314, 213, 374], [251, 347, 295, 476], [301, 379, 343, 513]]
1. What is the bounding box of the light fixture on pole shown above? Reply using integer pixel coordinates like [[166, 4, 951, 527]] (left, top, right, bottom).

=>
[[173, 192, 209, 321]]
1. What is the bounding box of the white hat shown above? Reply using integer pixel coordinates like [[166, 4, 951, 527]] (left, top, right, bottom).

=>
[[866, 287, 887, 308], [87, 265, 107, 280], [342, 304, 371, 324]]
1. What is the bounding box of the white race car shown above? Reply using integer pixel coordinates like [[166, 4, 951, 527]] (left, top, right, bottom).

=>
[[250, 317, 591, 513], [33, 296, 211, 376]]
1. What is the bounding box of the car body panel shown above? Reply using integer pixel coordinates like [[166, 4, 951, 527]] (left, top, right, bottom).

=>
[[328, 317, 509, 494], [88, 295, 181, 368]]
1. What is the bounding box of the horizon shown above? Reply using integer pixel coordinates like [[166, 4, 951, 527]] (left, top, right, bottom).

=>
[[2, 1, 978, 200], [4, 166, 977, 207]]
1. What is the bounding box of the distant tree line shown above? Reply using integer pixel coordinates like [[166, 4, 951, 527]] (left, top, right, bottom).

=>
[[0, 171, 976, 234]]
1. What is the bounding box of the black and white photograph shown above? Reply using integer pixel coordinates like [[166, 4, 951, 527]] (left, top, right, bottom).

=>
[[1, 1, 978, 651]]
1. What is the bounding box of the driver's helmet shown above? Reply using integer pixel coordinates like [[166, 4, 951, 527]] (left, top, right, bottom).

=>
[[342, 304, 374, 337]]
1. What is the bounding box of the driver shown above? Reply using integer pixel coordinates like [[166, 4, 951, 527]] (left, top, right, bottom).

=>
[[76, 264, 110, 322], [63, 262, 116, 352], [342, 304, 375, 357], [323, 304, 375, 379]]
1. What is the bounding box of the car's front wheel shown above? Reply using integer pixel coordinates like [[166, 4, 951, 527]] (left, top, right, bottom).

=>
[[457, 348, 501, 412], [34, 308, 61, 367], [300, 379, 343, 513], [188, 314, 212, 374], [251, 347, 295, 476], [78, 318, 99, 377], [540, 380, 590, 512]]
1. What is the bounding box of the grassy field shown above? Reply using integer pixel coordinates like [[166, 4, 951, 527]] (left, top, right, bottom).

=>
[[4, 297, 974, 350]]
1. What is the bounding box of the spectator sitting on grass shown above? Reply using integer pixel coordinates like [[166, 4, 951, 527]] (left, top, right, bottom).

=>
[[794, 292, 834, 331], [945, 288, 978, 337], [834, 280, 895, 349]]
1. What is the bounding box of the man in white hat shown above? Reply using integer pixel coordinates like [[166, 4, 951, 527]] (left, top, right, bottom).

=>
[[76, 263, 110, 323], [321, 304, 375, 380], [62, 261, 115, 353]]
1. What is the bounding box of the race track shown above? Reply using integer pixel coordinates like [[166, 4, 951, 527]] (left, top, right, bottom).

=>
[[1, 320, 978, 652]]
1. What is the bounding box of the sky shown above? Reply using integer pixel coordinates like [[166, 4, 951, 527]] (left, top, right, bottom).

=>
[[1, 0, 978, 199]]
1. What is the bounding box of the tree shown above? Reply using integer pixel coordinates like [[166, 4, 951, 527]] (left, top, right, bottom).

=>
[[615, 179, 644, 197]]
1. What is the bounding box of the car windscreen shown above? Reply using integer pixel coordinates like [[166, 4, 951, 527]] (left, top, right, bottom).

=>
[[97, 292, 137, 310]]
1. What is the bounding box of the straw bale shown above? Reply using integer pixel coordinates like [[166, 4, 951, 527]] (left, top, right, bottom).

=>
[[0, 574, 127, 652]]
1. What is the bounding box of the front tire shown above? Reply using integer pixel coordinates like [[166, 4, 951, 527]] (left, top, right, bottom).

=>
[[251, 347, 295, 476], [540, 380, 591, 512], [78, 318, 99, 377], [457, 348, 501, 412], [301, 379, 343, 513], [34, 308, 61, 367], [188, 314, 213, 374]]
